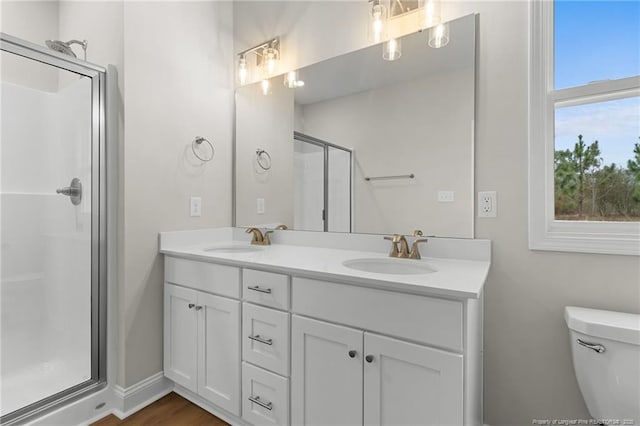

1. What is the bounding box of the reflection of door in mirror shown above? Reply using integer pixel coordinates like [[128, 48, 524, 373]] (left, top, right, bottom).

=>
[[293, 133, 352, 232]]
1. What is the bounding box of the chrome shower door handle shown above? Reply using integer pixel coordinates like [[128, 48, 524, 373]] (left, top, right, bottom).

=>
[[577, 338, 606, 353], [56, 177, 82, 206]]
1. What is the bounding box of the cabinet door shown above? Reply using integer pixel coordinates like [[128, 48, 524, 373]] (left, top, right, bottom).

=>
[[164, 284, 198, 391], [364, 333, 463, 426], [291, 315, 362, 426], [197, 292, 241, 416]]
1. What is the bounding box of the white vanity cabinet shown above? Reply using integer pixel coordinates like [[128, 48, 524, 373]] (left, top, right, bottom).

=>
[[291, 277, 466, 426], [291, 316, 364, 425], [291, 315, 463, 425], [162, 252, 485, 426], [241, 269, 291, 426], [363, 333, 463, 425], [163, 258, 242, 417]]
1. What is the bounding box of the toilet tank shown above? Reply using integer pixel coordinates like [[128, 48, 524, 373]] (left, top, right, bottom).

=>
[[565, 306, 640, 421]]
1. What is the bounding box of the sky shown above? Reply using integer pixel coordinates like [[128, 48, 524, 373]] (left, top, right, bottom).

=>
[[554, 0, 640, 167]]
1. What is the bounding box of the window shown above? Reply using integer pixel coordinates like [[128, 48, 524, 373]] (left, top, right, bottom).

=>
[[529, 0, 640, 255]]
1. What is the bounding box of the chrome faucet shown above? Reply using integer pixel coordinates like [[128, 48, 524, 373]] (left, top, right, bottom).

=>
[[384, 229, 429, 259], [246, 227, 273, 245]]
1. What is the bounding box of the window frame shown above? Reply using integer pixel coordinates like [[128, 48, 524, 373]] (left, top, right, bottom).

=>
[[529, 0, 640, 256]]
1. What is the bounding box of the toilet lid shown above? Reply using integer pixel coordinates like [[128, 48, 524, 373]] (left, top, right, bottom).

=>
[[565, 306, 640, 345]]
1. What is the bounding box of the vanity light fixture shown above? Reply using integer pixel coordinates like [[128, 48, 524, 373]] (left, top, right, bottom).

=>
[[369, 0, 388, 43], [236, 37, 280, 85], [428, 22, 450, 48], [263, 46, 280, 76], [238, 54, 248, 85], [284, 70, 304, 88], [383, 38, 402, 61]]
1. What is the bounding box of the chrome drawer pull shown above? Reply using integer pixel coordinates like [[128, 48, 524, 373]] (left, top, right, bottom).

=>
[[248, 334, 273, 346], [248, 395, 273, 411], [248, 285, 272, 294], [577, 338, 606, 354]]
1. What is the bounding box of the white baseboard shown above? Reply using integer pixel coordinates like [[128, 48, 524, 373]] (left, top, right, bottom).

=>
[[111, 372, 173, 419]]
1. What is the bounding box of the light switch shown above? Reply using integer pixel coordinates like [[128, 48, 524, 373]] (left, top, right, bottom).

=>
[[257, 198, 265, 214], [190, 197, 202, 217]]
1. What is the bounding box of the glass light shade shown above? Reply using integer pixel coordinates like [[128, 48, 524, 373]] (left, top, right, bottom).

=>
[[261, 79, 271, 96], [238, 55, 248, 85], [263, 47, 280, 76], [383, 38, 401, 61], [428, 22, 450, 48], [419, 0, 440, 29], [370, 2, 387, 43], [284, 70, 304, 88]]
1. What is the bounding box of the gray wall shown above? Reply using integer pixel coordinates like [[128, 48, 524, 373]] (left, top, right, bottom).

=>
[[234, 1, 640, 425], [121, 1, 233, 386], [235, 78, 295, 228], [300, 68, 473, 237]]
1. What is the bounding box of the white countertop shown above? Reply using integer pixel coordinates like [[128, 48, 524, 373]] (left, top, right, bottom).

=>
[[159, 228, 491, 300]]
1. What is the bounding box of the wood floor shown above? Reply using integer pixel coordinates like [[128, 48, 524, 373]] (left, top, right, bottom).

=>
[[92, 393, 229, 426]]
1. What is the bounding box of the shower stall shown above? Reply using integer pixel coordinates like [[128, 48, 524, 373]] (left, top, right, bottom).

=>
[[0, 33, 107, 424]]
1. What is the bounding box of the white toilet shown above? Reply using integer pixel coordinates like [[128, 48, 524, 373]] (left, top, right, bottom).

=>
[[565, 306, 640, 421]]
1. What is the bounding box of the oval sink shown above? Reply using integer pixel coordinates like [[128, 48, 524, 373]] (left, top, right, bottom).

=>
[[203, 245, 263, 254], [342, 258, 436, 275]]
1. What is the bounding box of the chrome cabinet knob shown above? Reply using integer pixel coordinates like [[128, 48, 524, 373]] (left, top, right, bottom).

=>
[[365, 355, 374, 363], [348, 350, 357, 358], [188, 303, 195, 309]]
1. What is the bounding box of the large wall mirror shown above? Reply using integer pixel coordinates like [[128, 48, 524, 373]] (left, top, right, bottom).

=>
[[235, 14, 476, 238]]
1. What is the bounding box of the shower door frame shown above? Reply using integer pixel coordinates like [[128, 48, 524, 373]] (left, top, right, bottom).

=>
[[0, 33, 107, 425]]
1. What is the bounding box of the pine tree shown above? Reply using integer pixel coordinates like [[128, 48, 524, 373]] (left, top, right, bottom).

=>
[[627, 141, 640, 202]]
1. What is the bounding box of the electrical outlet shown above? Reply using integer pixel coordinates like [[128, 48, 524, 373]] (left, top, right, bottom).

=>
[[478, 191, 496, 217], [257, 198, 265, 215], [438, 191, 455, 203], [190, 197, 202, 217]]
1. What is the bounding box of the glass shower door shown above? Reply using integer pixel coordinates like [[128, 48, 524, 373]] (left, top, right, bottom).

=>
[[293, 133, 352, 232], [1, 39, 103, 422], [294, 139, 325, 231]]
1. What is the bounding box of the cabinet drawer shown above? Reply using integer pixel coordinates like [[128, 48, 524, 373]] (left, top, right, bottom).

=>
[[165, 257, 240, 299], [243, 269, 290, 310], [243, 303, 290, 376], [292, 277, 463, 352], [242, 362, 289, 426]]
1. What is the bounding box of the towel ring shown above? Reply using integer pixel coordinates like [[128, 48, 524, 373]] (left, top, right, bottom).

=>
[[192, 136, 214, 162], [256, 148, 272, 170]]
